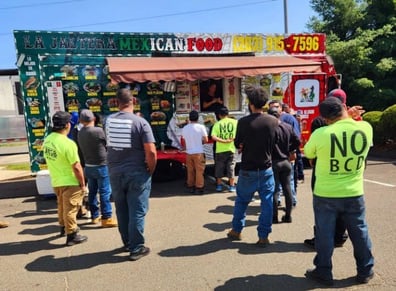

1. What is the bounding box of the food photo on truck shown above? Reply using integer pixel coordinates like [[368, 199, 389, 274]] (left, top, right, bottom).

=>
[[13, 30, 341, 181]]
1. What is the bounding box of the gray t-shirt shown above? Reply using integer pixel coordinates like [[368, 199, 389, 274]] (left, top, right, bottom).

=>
[[105, 111, 156, 175], [77, 126, 107, 166]]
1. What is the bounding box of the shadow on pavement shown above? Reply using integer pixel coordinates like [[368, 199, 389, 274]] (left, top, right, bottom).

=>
[[214, 273, 360, 291], [0, 235, 64, 256], [25, 248, 127, 272], [0, 178, 38, 199], [158, 238, 314, 258]]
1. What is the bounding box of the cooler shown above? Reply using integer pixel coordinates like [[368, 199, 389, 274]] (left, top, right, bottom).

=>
[[35, 170, 55, 197]]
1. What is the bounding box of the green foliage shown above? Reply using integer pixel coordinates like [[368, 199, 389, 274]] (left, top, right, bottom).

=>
[[308, 0, 366, 40], [5, 163, 30, 171], [379, 104, 396, 140], [362, 111, 383, 144], [308, 0, 396, 111]]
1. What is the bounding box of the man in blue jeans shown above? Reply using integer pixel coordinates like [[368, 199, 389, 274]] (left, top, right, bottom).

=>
[[77, 109, 117, 228], [227, 85, 279, 247], [106, 88, 157, 261], [304, 97, 374, 286]]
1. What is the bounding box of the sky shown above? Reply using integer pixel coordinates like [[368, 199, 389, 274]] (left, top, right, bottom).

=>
[[0, 0, 315, 69]]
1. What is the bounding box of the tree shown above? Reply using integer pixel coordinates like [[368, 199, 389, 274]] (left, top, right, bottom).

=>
[[308, 0, 396, 111]]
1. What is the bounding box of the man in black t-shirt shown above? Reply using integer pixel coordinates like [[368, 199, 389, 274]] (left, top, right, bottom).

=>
[[227, 85, 279, 247]]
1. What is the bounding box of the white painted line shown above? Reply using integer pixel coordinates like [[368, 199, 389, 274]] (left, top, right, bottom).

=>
[[364, 179, 396, 187]]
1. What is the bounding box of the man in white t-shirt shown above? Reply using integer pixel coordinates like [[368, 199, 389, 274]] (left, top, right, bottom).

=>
[[181, 110, 208, 194]]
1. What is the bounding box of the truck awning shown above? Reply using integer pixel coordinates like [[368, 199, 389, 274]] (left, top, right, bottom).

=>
[[106, 55, 321, 83]]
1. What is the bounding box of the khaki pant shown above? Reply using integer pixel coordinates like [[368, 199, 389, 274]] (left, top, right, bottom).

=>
[[186, 153, 206, 189], [53, 186, 84, 235]]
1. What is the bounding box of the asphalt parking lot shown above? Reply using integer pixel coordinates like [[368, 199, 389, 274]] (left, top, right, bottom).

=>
[[0, 155, 395, 290]]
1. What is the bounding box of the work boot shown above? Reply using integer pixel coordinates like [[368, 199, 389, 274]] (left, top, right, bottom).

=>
[[66, 231, 87, 246], [91, 217, 101, 224], [0, 221, 9, 228], [227, 229, 242, 240], [256, 237, 270, 248], [60, 226, 79, 237], [101, 217, 118, 228]]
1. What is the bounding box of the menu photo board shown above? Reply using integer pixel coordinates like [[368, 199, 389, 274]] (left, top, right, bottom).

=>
[[175, 81, 192, 113], [46, 80, 65, 119], [223, 78, 241, 111]]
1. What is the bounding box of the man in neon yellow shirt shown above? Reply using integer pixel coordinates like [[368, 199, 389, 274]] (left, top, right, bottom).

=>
[[43, 111, 88, 246], [304, 97, 374, 285], [211, 106, 238, 192]]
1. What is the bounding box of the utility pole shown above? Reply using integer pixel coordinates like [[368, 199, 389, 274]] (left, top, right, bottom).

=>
[[283, 0, 288, 34]]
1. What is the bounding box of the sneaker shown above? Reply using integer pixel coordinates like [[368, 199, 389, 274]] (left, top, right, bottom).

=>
[[101, 217, 118, 228], [256, 237, 270, 248], [227, 229, 242, 240], [91, 217, 101, 224], [229, 185, 236, 192], [195, 188, 205, 195], [66, 232, 87, 246], [304, 237, 315, 249], [115, 245, 129, 253], [129, 246, 150, 261], [281, 215, 292, 223], [0, 221, 9, 228], [356, 272, 374, 284], [216, 184, 223, 192], [305, 268, 334, 286]]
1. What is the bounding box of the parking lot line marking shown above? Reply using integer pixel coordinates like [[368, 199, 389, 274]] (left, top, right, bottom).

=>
[[364, 179, 395, 187]]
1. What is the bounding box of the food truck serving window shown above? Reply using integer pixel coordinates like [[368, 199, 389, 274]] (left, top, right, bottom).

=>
[[175, 79, 242, 113]]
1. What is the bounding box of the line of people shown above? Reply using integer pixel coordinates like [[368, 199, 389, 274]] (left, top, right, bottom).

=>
[[42, 86, 374, 285], [225, 86, 374, 285], [43, 88, 157, 261]]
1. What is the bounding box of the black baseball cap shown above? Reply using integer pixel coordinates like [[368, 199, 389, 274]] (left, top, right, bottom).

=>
[[215, 106, 229, 116], [52, 111, 71, 130]]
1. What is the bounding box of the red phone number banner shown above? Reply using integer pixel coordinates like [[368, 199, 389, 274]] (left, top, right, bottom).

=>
[[283, 34, 326, 54]]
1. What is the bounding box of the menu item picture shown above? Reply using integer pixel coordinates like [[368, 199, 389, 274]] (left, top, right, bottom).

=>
[[83, 82, 101, 93], [25, 76, 39, 89], [272, 87, 284, 96], [63, 82, 79, 94], [28, 118, 45, 128], [160, 100, 171, 110], [26, 98, 40, 106], [107, 98, 119, 108], [82, 65, 99, 78], [150, 111, 166, 122], [147, 82, 163, 91], [32, 138, 44, 147], [106, 82, 119, 92], [66, 99, 80, 109], [86, 98, 102, 107], [60, 65, 78, 77]]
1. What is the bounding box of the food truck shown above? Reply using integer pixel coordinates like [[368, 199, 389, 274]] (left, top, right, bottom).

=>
[[13, 30, 340, 178]]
